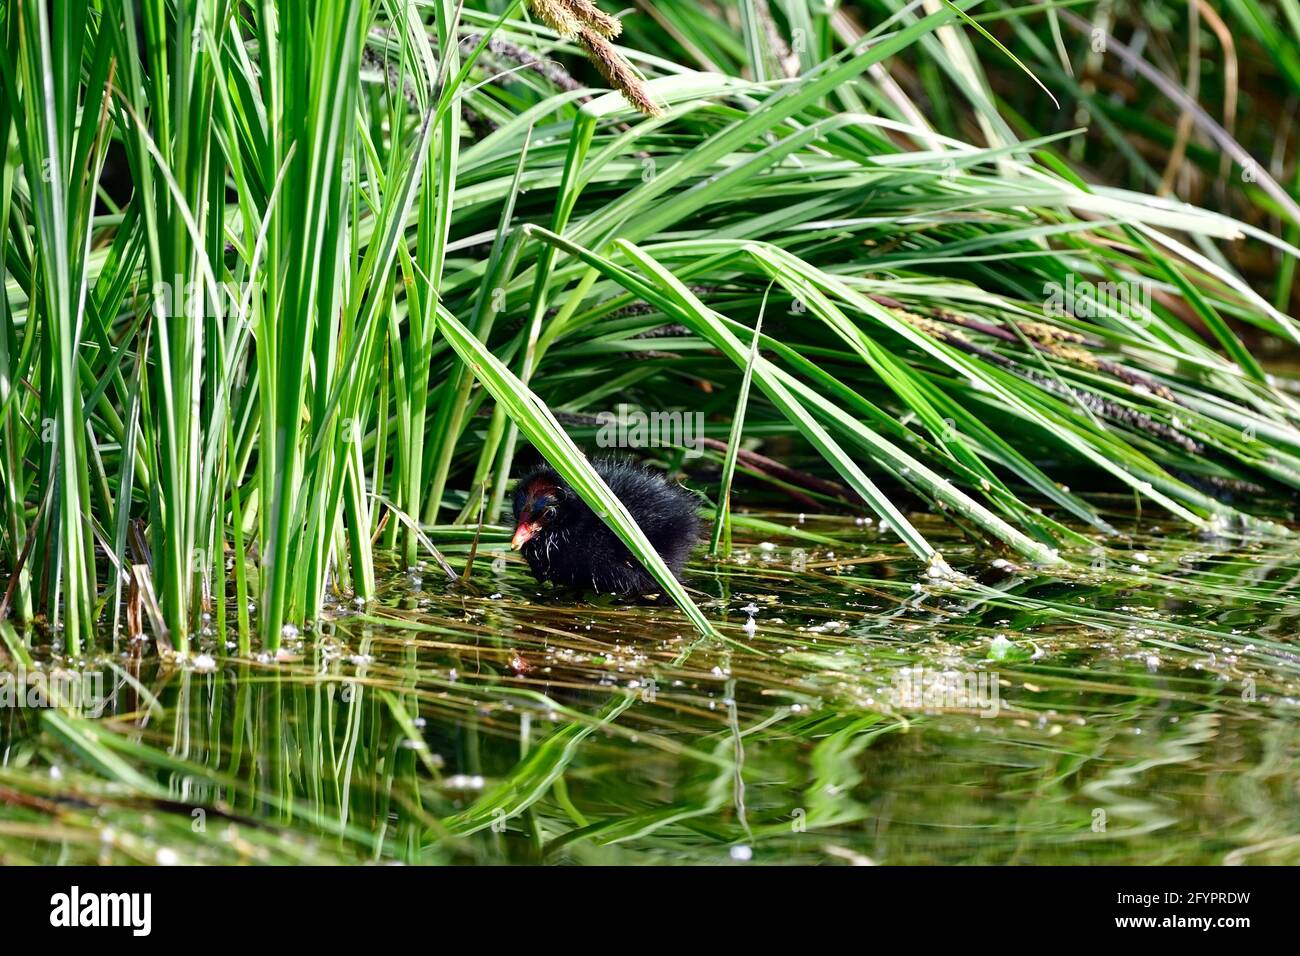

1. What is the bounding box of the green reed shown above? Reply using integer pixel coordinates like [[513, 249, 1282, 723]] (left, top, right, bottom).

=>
[[1, 0, 1299, 658]]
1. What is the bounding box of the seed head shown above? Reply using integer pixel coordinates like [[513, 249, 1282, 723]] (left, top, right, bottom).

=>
[[528, 0, 622, 38], [577, 27, 662, 117]]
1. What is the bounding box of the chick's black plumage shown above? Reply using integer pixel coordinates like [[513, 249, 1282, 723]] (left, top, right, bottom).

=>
[[511, 459, 700, 595]]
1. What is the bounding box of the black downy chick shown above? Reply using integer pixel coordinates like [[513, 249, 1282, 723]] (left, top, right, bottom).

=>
[[511, 459, 700, 595]]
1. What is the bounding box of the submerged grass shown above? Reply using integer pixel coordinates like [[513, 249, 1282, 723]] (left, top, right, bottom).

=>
[[2, 513, 1299, 864]]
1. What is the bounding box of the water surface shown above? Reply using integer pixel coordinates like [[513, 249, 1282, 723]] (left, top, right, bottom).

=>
[[2, 510, 1298, 864]]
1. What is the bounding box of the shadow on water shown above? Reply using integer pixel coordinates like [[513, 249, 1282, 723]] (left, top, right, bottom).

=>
[[2, 510, 1299, 864]]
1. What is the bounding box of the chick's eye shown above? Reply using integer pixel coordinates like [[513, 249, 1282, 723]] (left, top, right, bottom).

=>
[[542, 505, 558, 520]]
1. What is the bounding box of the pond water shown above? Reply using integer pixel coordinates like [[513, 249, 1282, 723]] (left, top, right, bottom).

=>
[[2, 508, 1299, 864]]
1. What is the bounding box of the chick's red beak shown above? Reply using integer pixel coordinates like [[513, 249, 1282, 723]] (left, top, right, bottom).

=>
[[511, 521, 541, 550]]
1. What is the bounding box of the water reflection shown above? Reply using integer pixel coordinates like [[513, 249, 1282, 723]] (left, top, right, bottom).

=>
[[2, 512, 1299, 864]]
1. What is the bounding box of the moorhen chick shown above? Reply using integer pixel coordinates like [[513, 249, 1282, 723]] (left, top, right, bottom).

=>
[[511, 459, 700, 595]]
